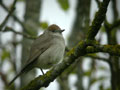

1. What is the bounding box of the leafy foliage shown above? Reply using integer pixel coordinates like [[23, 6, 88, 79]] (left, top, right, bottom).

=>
[[40, 22, 49, 30], [1, 49, 10, 61], [57, 0, 69, 11]]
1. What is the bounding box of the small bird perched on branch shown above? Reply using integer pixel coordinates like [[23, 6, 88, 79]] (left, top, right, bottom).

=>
[[8, 24, 65, 86]]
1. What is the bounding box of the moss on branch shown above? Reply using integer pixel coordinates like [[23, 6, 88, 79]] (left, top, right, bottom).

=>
[[86, 45, 120, 56], [86, 0, 110, 40], [21, 41, 88, 90], [21, 0, 111, 89], [21, 40, 120, 90]]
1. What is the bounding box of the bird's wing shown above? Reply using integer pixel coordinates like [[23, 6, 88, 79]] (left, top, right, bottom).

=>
[[8, 33, 53, 86], [19, 33, 53, 73], [8, 45, 50, 86], [25, 33, 53, 67]]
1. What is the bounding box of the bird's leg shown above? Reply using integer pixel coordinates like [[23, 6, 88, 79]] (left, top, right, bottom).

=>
[[40, 68, 44, 75]]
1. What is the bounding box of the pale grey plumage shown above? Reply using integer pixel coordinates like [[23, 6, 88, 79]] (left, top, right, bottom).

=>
[[8, 24, 65, 86]]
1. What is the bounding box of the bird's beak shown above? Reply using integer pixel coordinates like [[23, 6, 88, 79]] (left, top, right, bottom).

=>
[[60, 29, 65, 33]]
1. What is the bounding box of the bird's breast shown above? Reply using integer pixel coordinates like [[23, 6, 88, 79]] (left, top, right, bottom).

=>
[[36, 37, 65, 69]]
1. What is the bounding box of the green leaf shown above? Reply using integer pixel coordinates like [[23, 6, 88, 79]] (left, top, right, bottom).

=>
[[40, 22, 49, 30], [57, 0, 69, 11], [90, 76, 107, 86], [101, 26, 105, 32], [84, 70, 92, 76], [1, 49, 10, 61], [99, 66, 107, 70]]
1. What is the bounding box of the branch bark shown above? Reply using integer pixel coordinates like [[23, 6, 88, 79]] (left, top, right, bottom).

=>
[[86, 0, 110, 40], [20, 42, 120, 90], [21, 0, 110, 89]]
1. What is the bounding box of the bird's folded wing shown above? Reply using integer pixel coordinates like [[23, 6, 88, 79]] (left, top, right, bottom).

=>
[[22, 33, 53, 69]]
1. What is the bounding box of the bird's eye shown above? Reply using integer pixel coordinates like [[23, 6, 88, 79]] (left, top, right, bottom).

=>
[[52, 30, 56, 32]]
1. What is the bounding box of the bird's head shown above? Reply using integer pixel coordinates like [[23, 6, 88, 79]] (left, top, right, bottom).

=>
[[47, 24, 65, 34]]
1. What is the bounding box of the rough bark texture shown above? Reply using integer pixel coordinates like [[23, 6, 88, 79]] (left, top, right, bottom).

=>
[[21, 0, 110, 89]]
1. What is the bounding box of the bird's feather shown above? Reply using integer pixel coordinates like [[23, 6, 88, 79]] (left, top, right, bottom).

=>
[[8, 32, 53, 86]]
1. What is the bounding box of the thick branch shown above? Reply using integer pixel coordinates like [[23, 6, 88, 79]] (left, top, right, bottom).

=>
[[21, 42, 120, 90], [86, 0, 110, 40], [21, 41, 87, 90], [21, 0, 111, 89]]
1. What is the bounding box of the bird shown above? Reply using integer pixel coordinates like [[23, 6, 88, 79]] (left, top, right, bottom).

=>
[[8, 24, 65, 86]]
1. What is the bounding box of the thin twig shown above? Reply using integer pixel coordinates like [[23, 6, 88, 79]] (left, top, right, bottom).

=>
[[0, 0, 17, 31], [2, 27, 37, 39], [86, 45, 120, 56], [110, 20, 120, 29], [85, 54, 110, 63], [95, 0, 101, 8], [104, 19, 120, 31], [0, 1, 30, 33]]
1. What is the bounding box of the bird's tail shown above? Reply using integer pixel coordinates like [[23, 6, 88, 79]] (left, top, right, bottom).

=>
[[8, 58, 36, 86], [8, 62, 33, 86]]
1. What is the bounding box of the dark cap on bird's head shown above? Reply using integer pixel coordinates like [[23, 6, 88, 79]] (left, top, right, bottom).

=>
[[47, 24, 65, 33]]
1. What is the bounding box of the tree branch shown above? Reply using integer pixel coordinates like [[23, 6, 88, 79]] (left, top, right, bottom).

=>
[[0, 0, 17, 31], [21, 0, 110, 90], [95, 0, 101, 8], [85, 54, 109, 63], [104, 19, 120, 32], [2, 27, 37, 39], [86, 0, 110, 40], [21, 41, 88, 90], [21, 42, 120, 90], [86, 45, 120, 56], [0, 1, 29, 33]]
